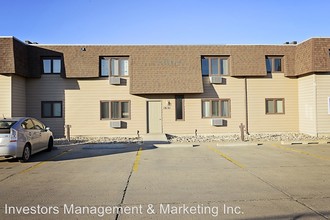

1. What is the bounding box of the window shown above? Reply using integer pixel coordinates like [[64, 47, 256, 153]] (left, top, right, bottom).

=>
[[201, 57, 229, 76], [32, 119, 45, 130], [175, 95, 184, 120], [202, 99, 230, 118], [21, 119, 34, 129], [266, 56, 283, 73], [100, 102, 110, 119], [100, 101, 130, 120], [41, 101, 62, 118], [0, 121, 16, 129], [100, 59, 110, 77], [100, 57, 129, 77], [265, 98, 284, 114], [42, 57, 62, 74]]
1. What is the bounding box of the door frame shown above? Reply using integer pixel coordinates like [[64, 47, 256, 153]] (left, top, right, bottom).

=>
[[146, 100, 163, 134]]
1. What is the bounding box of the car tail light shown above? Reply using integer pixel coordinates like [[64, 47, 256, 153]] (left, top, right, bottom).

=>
[[10, 129, 17, 142]]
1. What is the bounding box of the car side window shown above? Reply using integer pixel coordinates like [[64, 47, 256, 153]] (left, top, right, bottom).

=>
[[21, 119, 34, 129], [32, 119, 45, 130]]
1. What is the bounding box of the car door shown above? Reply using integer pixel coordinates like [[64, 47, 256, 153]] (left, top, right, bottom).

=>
[[32, 118, 49, 150], [21, 119, 41, 153]]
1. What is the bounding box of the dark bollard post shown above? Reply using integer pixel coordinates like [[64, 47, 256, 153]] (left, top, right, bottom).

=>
[[239, 123, 245, 142]]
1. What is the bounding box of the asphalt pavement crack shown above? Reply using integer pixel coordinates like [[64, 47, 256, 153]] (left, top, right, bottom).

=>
[[246, 169, 329, 219], [115, 148, 140, 220]]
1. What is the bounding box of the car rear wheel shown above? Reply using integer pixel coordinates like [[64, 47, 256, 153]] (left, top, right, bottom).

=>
[[19, 144, 31, 163], [47, 137, 53, 152]]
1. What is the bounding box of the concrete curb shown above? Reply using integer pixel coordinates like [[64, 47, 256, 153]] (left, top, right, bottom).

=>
[[217, 142, 263, 147], [281, 140, 330, 145], [154, 144, 195, 148]]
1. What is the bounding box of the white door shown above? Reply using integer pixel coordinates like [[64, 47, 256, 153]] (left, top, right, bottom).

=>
[[147, 101, 162, 133]]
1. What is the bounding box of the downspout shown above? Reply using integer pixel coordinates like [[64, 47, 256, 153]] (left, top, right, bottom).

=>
[[245, 77, 250, 135], [314, 74, 318, 137]]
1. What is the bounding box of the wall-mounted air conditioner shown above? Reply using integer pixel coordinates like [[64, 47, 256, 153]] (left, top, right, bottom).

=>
[[211, 119, 225, 126], [110, 77, 121, 85], [110, 121, 122, 128], [209, 76, 223, 84]]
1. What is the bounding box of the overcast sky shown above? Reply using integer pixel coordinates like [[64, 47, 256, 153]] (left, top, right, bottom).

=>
[[1, 0, 330, 45]]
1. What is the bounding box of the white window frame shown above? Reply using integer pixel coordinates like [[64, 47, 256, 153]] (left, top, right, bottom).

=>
[[100, 57, 129, 77], [201, 56, 229, 76]]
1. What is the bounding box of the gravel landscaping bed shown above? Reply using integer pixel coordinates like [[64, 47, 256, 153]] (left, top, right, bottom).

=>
[[54, 136, 142, 146], [54, 133, 330, 146], [167, 133, 330, 143]]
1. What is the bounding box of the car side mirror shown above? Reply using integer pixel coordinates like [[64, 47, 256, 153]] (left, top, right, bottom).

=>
[[45, 127, 50, 131]]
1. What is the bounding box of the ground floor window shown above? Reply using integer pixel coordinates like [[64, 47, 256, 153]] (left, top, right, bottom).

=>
[[41, 101, 62, 118], [100, 101, 130, 120], [175, 95, 184, 120], [202, 99, 230, 118], [265, 98, 284, 114], [100, 102, 110, 119]]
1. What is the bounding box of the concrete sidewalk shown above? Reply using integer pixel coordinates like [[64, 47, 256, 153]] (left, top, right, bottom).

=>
[[141, 134, 169, 144]]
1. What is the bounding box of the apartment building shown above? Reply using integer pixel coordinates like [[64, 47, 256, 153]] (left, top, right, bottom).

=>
[[1, 36, 330, 138]]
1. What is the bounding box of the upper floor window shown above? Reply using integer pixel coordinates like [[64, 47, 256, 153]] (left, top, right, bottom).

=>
[[42, 57, 62, 74], [202, 56, 229, 76], [266, 56, 283, 73], [100, 57, 129, 77], [202, 99, 230, 118]]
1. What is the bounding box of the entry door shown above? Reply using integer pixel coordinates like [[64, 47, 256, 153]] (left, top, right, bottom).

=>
[[147, 101, 162, 133]]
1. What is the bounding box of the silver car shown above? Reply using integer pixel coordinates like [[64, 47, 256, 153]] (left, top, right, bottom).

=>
[[0, 117, 53, 162]]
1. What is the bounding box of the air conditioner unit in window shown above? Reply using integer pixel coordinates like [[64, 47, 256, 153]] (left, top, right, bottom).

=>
[[209, 76, 223, 84], [110, 121, 122, 128], [211, 119, 225, 126], [110, 77, 121, 85]]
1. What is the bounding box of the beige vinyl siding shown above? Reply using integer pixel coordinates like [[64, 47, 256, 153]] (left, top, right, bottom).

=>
[[316, 74, 330, 135], [26, 75, 79, 137], [298, 75, 317, 135], [27, 76, 247, 137], [163, 77, 246, 135], [0, 75, 12, 117], [25, 74, 303, 137], [248, 74, 298, 133], [10, 73, 146, 137], [65, 78, 146, 136], [11, 75, 26, 117]]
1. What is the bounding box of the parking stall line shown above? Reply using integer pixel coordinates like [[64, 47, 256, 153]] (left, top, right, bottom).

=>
[[207, 145, 245, 169], [208, 144, 329, 219], [18, 148, 73, 175], [133, 147, 142, 172], [271, 144, 330, 161], [18, 161, 47, 174]]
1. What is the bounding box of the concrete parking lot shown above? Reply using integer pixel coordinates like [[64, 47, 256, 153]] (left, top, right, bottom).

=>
[[0, 142, 330, 219]]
